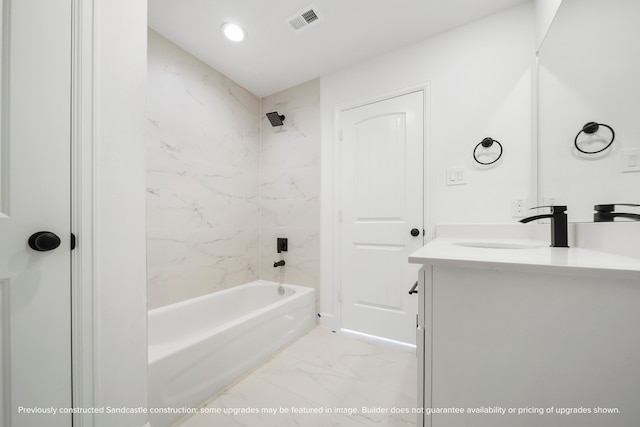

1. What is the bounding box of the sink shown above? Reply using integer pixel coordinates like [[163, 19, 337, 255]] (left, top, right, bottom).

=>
[[453, 241, 544, 250]]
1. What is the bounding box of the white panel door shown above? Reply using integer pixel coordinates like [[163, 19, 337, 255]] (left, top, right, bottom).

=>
[[340, 90, 424, 344], [0, 1, 72, 426]]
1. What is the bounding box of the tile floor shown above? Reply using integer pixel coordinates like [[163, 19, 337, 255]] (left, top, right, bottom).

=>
[[175, 326, 418, 426]]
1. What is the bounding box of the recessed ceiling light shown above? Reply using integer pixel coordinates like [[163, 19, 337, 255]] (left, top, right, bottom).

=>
[[221, 22, 246, 42]]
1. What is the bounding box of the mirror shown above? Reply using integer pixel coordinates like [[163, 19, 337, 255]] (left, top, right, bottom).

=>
[[537, 0, 640, 222]]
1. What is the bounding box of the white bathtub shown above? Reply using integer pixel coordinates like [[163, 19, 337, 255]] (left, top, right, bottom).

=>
[[148, 280, 315, 427]]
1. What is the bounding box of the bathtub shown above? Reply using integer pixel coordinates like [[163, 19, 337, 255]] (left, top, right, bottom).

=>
[[148, 280, 315, 427]]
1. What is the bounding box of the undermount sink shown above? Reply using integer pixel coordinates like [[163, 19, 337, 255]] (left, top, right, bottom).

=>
[[453, 241, 544, 250]]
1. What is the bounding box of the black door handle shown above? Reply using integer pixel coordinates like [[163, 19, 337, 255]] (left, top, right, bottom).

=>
[[410, 228, 421, 237], [28, 231, 61, 252], [408, 281, 418, 295]]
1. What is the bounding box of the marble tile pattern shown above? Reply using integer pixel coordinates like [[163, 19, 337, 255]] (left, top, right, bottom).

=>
[[146, 30, 260, 309], [177, 327, 418, 427], [260, 80, 321, 297]]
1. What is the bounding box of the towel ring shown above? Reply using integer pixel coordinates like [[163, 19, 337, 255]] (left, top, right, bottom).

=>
[[473, 137, 503, 165], [574, 122, 615, 154]]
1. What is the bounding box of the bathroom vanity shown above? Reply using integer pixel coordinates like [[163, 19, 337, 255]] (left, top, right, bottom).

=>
[[410, 238, 640, 427]]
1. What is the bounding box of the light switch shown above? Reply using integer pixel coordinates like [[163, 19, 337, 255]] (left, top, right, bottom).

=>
[[446, 167, 466, 186], [621, 149, 640, 173]]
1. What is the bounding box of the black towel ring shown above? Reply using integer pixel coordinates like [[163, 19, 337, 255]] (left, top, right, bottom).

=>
[[574, 122, 615, 154], [473, 137, 503, 165]]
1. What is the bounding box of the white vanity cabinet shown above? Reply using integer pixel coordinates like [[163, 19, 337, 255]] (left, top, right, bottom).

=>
[[411, 238, 640, 427]]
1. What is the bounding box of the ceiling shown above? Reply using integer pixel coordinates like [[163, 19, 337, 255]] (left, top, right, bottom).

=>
[[148, 0, 529, 98]]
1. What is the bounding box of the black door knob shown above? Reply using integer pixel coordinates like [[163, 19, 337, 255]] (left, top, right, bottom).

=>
[[28, 231, 61, 252], [410, 228, 421, 237]]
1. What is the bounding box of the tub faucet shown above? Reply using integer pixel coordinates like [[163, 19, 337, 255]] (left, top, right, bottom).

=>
[[520, 205, 569, 248], [594, 204, 640, 222], [274, 260, 285, 267]]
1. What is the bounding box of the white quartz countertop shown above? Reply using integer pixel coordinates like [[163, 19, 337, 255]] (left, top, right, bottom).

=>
[[409, 238, 640, 279]]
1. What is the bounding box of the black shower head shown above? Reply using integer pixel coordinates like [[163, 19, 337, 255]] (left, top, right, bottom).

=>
[[266, 111, 285, 127]]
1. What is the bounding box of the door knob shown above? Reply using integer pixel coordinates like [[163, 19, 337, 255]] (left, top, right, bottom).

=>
[[410, 228, 421, 237], [28, 231, 61, 252]]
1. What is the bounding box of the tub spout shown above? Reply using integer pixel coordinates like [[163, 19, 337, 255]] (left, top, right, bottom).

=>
[[274, 260, 285, 267]]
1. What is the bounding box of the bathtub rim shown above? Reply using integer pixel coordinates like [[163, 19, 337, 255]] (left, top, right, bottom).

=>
[[147, 280, 315, 365], [148, 279, 309, 316]]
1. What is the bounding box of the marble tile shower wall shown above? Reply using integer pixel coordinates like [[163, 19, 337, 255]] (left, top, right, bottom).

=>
[[146, 30, 260, 309], [146, 31, 321, 309], [260, 80, 321, 298]]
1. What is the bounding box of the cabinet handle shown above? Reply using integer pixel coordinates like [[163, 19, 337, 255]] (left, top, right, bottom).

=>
[[408, 281, 418, 295]]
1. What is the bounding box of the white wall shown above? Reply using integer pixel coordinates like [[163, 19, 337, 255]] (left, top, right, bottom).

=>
[[534, 0, 562, 51], [94, 0, 148, 425], [146, 30, 260, 309], [320, 3, 535, 324]]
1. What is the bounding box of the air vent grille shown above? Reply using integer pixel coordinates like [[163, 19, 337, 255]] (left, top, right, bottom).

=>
[[301, 9, 318, 24], [289, 16, 307, 30], [287, 5, 322, 31]]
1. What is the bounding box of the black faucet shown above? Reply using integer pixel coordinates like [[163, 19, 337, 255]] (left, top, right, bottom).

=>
[[594, 204, 640, 222], [273, 260, 285, 267], [520, 205, 569, 248]]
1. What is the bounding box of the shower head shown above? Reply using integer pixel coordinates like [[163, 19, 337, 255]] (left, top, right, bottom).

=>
[[266, 111, 285, 127]]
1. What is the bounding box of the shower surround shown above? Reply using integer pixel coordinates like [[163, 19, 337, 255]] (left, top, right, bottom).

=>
[[147, 30, 320, 309], [147, 30, 260, 308], [260, 82, 321, 292]]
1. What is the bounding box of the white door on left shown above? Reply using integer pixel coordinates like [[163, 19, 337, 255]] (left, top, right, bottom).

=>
[[0, 1, 72, 426]]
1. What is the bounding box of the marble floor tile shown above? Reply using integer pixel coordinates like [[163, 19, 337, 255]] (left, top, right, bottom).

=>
[[337, 348, 418, 398], [255, 357, 358, 407], [278, 327, 379, 370], [174, 326, 417, 427]]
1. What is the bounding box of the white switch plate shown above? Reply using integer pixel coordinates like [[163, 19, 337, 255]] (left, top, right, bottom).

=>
[[446, 167, 466, 186], [621, 149, 640, 173], [511, 197, 528, 217]]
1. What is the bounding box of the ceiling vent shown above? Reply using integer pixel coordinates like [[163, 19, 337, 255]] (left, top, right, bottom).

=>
[[287, 5, 322, 31]]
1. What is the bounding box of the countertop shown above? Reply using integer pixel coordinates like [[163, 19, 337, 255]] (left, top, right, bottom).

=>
[[409, 238, 640, 279]]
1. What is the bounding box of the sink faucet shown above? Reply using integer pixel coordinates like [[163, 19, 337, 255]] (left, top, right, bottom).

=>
[[594, 204, 640, 222], [520, 205, 569, 248]]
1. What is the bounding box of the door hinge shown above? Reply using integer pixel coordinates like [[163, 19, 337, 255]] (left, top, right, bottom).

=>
[[338, 210, 342, 222], [338, 130, 343, 141], [71, 233, 76, 251], [338, 290, 343, 303]]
